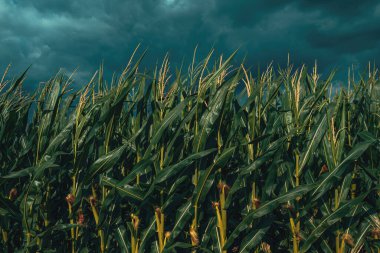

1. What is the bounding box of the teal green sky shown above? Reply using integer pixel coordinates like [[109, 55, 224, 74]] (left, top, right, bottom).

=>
[[1, 0, 379, 87]]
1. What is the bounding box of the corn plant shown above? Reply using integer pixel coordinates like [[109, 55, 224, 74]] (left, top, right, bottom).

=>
[[0, 48, 379, 253]]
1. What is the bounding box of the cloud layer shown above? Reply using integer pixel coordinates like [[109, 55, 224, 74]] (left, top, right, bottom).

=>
[[1, 0, 379, 87]]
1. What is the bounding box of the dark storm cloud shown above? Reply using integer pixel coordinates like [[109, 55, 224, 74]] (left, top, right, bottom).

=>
[[0, 0, 379, 88]]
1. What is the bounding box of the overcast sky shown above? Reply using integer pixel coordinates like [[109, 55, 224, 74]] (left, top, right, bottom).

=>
[[1, 0, 379, 89]]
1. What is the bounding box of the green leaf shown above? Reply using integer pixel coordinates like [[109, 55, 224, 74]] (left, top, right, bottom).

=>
[[144, 98, 189, 158], [101, 176, 144, 202], [235, 219, 272, 253], [243, 138, 286, 176], [2, 167, 33, 179], [85, 142, 132, 184], [43, 117, 74, 156], [0, 195, 21, 220], [351, 223, 372, 253], [300, 194, 367, 252], [115, 226, 130, 253], [193, 80, 231, 153], [312, 138, 375, 200], [138, 219, 156, 253], [118, 156, 156, 186], [156, 148, 216, 184], [164, 200, 193, 249], [192, 146, 236, 206], [211, 226, 223, 253], [225, 184, 316, 248], [298, 114, 327, 175]]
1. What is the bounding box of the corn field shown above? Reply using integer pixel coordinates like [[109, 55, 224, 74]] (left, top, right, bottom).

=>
[[0, 48, 380, 253]]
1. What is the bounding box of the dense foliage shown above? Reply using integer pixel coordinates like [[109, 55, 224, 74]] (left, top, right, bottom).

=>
[[0, 48, 379, 253]]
